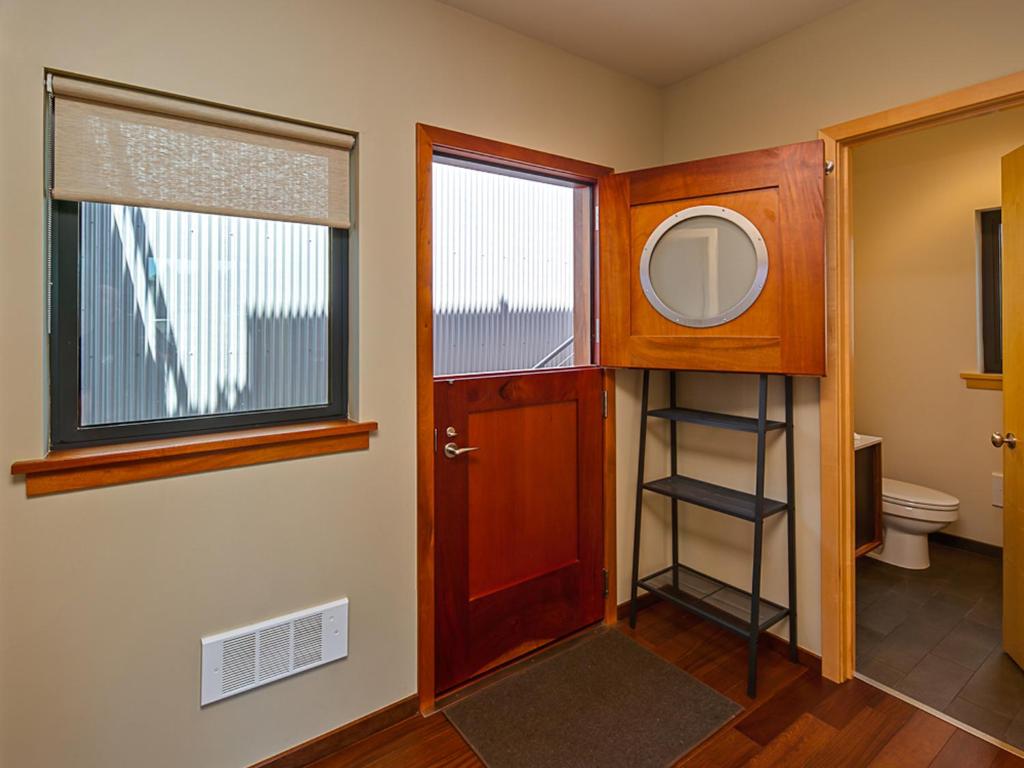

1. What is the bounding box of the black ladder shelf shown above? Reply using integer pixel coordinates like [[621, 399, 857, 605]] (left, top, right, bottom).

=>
[[628, 370, 797, 698]]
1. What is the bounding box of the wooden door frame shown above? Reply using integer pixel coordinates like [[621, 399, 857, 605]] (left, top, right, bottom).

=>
[[818, 70, 1024, 682], [415, 124, 615, 712]]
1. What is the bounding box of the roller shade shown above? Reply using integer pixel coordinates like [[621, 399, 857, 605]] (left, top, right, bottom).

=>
[[51, 76, 353, 227]]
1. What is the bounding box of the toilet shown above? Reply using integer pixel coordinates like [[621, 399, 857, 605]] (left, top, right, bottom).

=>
[[868, 478, 960, 570]]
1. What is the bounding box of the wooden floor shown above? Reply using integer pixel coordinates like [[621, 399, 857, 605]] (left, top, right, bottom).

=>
[[311, 602, 1024, 767]]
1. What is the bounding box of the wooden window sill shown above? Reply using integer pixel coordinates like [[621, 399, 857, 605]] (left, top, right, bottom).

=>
[[960, 372, 1003, 391], [10, 419, 377, 497]]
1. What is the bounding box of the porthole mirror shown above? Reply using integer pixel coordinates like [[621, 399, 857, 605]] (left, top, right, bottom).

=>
[[639, 205, 768, 328]]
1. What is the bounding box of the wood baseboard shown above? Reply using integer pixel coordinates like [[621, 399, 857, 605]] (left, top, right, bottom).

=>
[[929, 531, 1003, 559], [616, 592, 659, 620], [617, 594, 821, 673], [249, 695, 419, 768]]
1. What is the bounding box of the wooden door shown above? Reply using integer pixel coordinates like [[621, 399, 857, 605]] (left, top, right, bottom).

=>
[[1001, 145, 1024, 668], [598, 141, 825, 375], [434, 368, 605, 692]]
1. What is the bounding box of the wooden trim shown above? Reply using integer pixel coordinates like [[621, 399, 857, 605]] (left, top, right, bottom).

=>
[[415, 123, 613, 714], [11, 419, 376, 496], [602, 368, 618, 625], [248, 695, 419, 768], [616, 592, 659, 620], [415, 124, 437, 713], [822, 70, 1024, 145], [961, 372, 1004, 390], [818, 69, 1024, 686], [419, 125, 612, 184], [855, 541, 881, 558]]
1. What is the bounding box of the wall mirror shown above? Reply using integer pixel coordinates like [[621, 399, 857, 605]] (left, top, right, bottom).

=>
[[639, 205, 768, 328]]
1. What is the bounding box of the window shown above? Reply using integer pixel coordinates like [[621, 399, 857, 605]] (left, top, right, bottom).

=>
[[47, 75, 353, 447], [432, 157, 593, 376], [979, 208, 1002, 374]]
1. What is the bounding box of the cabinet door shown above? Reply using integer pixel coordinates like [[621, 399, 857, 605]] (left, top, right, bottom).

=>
[[598, 140, 825, 375]]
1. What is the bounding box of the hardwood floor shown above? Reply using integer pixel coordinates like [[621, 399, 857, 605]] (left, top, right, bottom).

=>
[[310, 602, 1024, 767]]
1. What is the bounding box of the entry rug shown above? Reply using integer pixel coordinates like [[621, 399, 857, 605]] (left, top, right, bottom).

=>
[[444, 629, 741, 768]]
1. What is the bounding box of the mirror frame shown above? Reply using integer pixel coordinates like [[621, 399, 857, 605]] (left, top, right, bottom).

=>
[[638, 204, 769, 328]]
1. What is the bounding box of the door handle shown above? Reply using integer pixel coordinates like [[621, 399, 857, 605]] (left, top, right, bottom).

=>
[[992, 432, 1018, 449], [444, 442, 480, 459]]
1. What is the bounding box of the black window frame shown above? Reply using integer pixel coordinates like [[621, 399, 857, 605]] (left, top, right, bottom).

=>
[[979, 208, 1002, 375], [49, 200, 348, 448]]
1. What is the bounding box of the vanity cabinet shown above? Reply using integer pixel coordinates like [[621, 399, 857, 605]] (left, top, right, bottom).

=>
[[855, 435, 883, 556], [598, 141, 825, 375]]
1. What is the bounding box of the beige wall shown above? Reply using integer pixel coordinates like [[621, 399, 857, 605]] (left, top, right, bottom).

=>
[[0, 2, 663, 766], [660, 0, 1024, 658], [6, 0, 1024, 765], [852, 109, 1024, 546]]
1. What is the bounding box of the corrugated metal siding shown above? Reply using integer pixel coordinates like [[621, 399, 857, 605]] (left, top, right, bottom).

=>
[[80, 202, 329, 426], [432, 161, 577, 376]]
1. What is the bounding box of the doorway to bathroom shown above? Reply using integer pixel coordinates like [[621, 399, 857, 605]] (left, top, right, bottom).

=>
[[843, 99, 1024, 749]]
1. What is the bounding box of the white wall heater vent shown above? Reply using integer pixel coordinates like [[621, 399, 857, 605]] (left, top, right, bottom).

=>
[[201, 598, 348, 705]]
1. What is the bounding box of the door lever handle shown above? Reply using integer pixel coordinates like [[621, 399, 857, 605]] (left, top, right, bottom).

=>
[[444, 442, 480, 459], [992, 432, 1018, 449]]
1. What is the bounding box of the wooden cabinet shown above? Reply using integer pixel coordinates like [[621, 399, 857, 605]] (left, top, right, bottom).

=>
[[598, 141, 825, 375], [854, 436, 883, 556]]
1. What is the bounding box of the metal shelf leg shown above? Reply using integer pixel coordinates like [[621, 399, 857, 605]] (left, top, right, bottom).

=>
[[747, 374, 769, 698], [629, 369, 651, 629], [786, 376, 798, 661]]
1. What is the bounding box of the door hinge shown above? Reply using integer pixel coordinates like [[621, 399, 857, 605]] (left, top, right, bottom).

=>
[[595, 317, 600, 344], [602, 569, 609, 597], [601, 390, 608, 419], [433, 427, 437, 453]]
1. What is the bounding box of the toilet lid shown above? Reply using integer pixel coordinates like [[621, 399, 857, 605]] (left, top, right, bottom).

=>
[[882, 478, 959, 511]]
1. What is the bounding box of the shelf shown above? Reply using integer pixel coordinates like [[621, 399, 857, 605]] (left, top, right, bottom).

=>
[[637, 564, 789, 637], [647, 406, 786, 433], [643, 474, 788, 522]]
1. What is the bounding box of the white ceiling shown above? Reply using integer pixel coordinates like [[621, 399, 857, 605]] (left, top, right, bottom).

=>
[[438, 0, 858, 86]]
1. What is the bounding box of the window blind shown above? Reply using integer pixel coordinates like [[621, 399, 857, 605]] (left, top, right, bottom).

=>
[[51, 75, 353, 228]]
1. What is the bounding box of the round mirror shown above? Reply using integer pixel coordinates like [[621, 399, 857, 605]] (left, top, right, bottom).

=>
[[639, 205, 768, 328]]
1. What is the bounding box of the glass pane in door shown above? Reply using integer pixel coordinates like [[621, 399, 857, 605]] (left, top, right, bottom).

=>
[[432, 158, 592, 376]]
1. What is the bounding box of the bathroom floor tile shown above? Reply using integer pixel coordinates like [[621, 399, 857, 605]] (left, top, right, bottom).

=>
[[896, 653, 974, 711], [967, 598, 1003, 630], [945, 695, 1011, 739], [855, 624, 887, 665], [856, 577, 891, 612], [857, 542, 1011, 749], [1004, 708, 1024, 750], [856, 589, 919, 636], [872, 621, 945, 674], [932, 619, 1001, 671], [858, 656, 906, 689], [906, 592, 976, 638], [958, 649, 1024, 719]]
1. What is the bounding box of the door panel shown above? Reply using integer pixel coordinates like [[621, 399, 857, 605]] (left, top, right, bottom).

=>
[[599, 141, 825, 374], [468, 401, 579, 599], [1002, 145, 1024, 668], [434, 369, 604, 692]]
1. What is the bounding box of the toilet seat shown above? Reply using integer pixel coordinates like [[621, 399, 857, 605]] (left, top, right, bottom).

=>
[[882, 478, 959, 511], [881, 478, 959, 523]]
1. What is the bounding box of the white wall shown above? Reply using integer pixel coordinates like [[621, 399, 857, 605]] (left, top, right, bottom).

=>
[[660, 0, 1024, 657], [852, 109, 1024, 546], [0, 2, 662, 766]]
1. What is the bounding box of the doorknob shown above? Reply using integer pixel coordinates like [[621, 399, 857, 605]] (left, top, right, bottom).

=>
[[444, 441, 480, 459], [992, 432, 1018, 449]]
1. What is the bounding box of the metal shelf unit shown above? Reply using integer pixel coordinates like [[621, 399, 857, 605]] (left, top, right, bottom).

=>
[[628, 370, 797, 698]]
